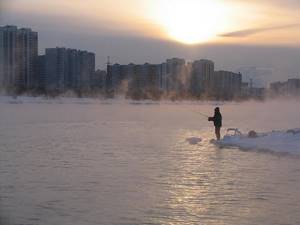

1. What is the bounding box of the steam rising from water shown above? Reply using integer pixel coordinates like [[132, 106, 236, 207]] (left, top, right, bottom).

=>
[[1, 95, 299, 132]]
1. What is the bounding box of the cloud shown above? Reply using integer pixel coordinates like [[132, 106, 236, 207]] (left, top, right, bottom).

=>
[[231, 0, 300, 9], [220, 23, 300, 38]]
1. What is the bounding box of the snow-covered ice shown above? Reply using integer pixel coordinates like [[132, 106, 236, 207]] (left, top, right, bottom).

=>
[[219, 129, 300, 155]]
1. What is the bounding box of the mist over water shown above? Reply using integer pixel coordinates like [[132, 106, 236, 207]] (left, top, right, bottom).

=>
[[0, 97, 300, 225]]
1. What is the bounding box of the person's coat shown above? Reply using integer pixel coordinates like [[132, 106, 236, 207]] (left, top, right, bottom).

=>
[[208, 112, 222, 127]]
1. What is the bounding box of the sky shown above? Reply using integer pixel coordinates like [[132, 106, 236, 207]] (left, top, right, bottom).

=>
[[1, 0, 300, 83]]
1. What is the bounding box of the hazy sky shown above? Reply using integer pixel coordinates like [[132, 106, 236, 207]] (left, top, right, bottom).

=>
[[1, 0, 300, 82]]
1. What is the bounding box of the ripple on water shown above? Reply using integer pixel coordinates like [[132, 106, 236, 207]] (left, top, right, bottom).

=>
[[0, 101, 300, 225]]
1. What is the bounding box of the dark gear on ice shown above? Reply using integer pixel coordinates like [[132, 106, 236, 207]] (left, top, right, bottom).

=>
[[208, 107, 222, 140]]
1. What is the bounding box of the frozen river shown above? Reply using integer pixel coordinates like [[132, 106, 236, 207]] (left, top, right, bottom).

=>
[[0, 97, 300, 225]]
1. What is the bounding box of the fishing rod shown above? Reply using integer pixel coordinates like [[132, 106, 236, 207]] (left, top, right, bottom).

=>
[[192, 111, 210, 118], [192, 109, 234, 129]]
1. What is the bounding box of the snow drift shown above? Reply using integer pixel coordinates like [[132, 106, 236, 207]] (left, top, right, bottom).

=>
[[218, 129, 300, 155]]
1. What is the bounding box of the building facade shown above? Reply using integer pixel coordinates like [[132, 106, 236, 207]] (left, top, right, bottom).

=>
[[106, 59, 244, 100], [130, 63, 166, 99], [270, 78, 300, 97], [236, 66, 272, 88], [37, 55, 46, 90], [165, 58, 186, 93], [107, 62, 167, 98], [44, 47, 95, 92], [107, 63, 137, 93], [0, 25, 38, 91], [91, 69, 106, 90], [213, 71, 242, 100], [190, 59, 214, 97]]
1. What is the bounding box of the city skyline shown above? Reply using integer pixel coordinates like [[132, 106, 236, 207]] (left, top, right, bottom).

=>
[[0, 24, 254, 100], [1, 24, 299, 100], [1, 0, 300, 83]]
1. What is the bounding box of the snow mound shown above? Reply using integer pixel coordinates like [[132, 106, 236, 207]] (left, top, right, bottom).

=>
[[219, 129, 300, 155]]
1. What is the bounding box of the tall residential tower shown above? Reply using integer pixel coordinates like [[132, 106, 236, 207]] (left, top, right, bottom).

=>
[[44, 47, 95, 92], [0, 25, 38, 91]]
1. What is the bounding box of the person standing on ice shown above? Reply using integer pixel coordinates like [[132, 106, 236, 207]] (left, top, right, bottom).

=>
[[208, 107, 222, 140]]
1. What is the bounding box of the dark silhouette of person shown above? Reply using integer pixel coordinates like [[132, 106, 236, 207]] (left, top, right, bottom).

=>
[[208, 107, 222, 140]]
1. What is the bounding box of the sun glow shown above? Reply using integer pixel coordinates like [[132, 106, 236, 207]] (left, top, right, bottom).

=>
[[153, 0, 232, 45]]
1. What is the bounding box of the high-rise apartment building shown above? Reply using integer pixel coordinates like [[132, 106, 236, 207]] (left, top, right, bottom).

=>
[[91, 69, 106, 90], [270, 78, 300, 97], [166, 58, 186, 92], [44, 47, 95, 92], [213, 71, 242, 99], [107, 62, 167, 97], [0, 25, 38, 91], [190, 59, 214, 96]]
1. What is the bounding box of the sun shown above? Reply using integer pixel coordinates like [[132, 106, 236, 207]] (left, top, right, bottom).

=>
[[153, 0, 232, 45]]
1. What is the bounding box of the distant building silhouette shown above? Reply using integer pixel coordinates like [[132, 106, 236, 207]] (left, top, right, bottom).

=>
[[213, 71, 242, 100], [190, 59, 214, 97], [106, 58, 247, 100], [91, 69, 106, 90], [270, 78, 300, 97], [44, 47, 95, 92], [0, 25, 38, 92], [106, 63, 135, 95], [165, 58, 186, 93], [107, 62, 167, 99], [1, 24, 253, 99], [236, 66, 272, 88], [37, 55, 46, 91]]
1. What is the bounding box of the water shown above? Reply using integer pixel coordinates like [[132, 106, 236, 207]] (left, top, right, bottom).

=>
[[0, 98, 300, 225]]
